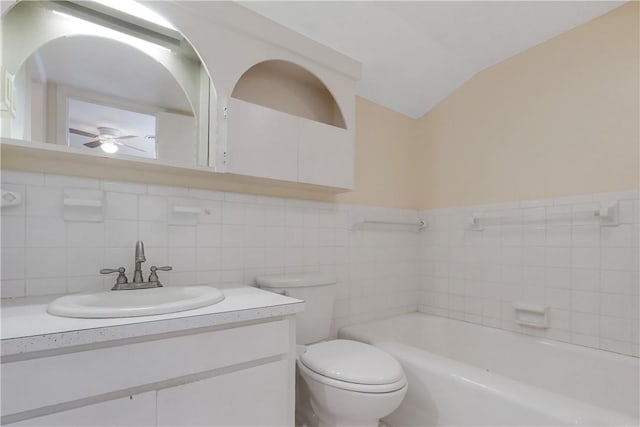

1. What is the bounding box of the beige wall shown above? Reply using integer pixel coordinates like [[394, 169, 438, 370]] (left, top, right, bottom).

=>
[[415, 2, 639, 210], [335, 97, 417, 209]]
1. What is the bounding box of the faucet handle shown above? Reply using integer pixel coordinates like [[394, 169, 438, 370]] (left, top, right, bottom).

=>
[[149, 265, 172, 286], [100, 267, 128, 285]]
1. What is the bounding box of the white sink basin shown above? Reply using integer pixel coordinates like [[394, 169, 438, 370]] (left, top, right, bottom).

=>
[[47, 286, 225, 318]]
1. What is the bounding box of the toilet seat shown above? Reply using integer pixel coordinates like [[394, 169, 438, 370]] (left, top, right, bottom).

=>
[[298, 360, 407, 393], [299, 339, 407, 393]]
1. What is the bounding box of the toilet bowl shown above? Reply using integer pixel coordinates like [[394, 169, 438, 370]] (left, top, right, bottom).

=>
[[255, 274, 408, 427], [297, 339, 407, 427]]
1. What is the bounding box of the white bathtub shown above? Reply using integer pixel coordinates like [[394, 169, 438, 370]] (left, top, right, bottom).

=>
[[339, 313, 639, 426]]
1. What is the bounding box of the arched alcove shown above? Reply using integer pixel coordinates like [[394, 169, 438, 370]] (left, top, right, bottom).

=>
[[231, 60, 346, 129]]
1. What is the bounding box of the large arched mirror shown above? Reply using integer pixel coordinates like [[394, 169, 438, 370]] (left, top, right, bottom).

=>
[[1, 0, 215, 167]]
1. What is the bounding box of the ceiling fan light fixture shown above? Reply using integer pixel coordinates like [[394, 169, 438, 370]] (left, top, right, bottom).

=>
[[101, 141, 119, 153]]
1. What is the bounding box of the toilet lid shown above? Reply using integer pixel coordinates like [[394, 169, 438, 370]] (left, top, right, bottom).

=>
[[300, 340, 404, 385]]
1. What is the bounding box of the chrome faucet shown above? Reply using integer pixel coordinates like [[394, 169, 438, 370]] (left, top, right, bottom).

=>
[[133, 240, 146, 283], [101, 241, 172, 290]]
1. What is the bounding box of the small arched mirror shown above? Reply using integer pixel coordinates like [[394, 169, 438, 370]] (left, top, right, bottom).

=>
[[1, 0, 215, 167]]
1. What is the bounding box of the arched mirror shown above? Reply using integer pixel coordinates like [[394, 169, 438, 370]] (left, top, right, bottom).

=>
[[1, 0, 215, 167]]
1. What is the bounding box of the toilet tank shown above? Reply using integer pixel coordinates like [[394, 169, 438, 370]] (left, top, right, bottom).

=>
[[255, 273, 336, 345]]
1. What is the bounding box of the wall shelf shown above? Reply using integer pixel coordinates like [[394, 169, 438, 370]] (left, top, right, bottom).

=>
[[62, 189, 104, 222], [1, 139, 351, 203], [172, 206, 202, 214], [63, 198, 103, 208]]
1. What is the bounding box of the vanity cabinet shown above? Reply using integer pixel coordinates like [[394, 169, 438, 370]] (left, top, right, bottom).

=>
[[1, 317, 296, 426], [157, 359, 289, 426]]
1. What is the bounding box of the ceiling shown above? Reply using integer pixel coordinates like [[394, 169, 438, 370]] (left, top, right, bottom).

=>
[[240, 1, 624, 118]]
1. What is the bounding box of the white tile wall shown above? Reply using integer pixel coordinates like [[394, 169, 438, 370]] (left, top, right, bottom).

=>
[[0, 171, 419, 332], [419, 190, 640, 357], [1, 170, 637, 356]]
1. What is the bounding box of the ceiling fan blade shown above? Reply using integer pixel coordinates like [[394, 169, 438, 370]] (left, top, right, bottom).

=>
[[114, 135, 137, 140], [112, 140, 146, 152], [70, 128, 98, 138], [122, 144, 147, 153], [83, 140, 102, 148]]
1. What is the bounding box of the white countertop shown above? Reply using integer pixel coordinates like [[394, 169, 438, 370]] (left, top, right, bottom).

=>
[[1, 286, 304, 358]]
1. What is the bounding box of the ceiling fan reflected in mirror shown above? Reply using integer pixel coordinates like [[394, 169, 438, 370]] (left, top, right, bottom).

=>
[[69, 126, 148, 154]]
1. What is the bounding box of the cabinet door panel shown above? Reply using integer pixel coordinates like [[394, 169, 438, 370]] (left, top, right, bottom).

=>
[[226, 98, 298, 182], [11, 392, 155, 427], [157, 359, 290, 426], [298, 119, 353, 189]]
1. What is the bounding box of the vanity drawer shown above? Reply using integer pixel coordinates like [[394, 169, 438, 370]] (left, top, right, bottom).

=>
[[2, 319, 290, 416], [10, 392, 156, 427]]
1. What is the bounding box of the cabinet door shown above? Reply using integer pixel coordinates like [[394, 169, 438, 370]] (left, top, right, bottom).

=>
[[226, 98, 299, 182], [298, 118, 353, 189], [157, 359, 290, 426], [11, 392, 155, 427]]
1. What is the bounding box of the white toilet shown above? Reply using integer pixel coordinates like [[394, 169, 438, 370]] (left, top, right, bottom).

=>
[[256, 274, 407, 427]]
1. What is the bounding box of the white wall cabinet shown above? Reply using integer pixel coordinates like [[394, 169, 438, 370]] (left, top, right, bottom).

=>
[[226, 98, 353, 189], [298, 118, 353, 189], [1, 318, 296, 426], [226, 98, 299, 182], [147, 2, 360, 190], [2, 1, 361, 191]]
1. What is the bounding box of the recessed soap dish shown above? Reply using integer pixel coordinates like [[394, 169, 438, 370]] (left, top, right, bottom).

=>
[[513, 303, 549, 329]]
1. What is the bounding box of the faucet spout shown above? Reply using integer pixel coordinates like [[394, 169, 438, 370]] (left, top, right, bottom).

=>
[[135, 240, 146, 263], [133, 241, 146, 283]]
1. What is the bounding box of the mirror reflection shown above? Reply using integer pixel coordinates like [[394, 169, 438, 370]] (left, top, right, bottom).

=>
[[1, 0, 214, 166], [67, 99, 157, 158]]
